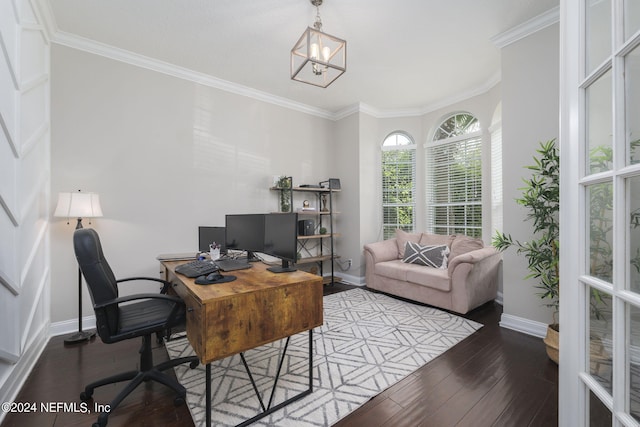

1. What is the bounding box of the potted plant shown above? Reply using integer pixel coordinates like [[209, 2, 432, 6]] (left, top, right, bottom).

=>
[[276, 176, 292, 212], [493, 139, 560, 363]]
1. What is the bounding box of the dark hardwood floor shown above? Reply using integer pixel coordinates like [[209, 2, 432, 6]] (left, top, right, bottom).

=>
[[1, 284, 557, 427]]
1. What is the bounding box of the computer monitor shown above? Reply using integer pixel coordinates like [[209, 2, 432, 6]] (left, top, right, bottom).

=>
[[263, 213, 298, 273], [198, 226, 226, 253], [225, 214, 265, 261]]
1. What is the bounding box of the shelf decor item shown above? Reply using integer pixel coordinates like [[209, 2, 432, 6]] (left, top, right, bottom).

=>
[[321, 193, 328, 212], [276, 176, 292, 212]]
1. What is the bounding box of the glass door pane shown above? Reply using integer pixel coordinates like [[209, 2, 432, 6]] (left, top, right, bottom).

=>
[[630, 176, 640, 293], [587, 70, 613, 174], [588, 182, 614, 281], [590, 390, 612, 425], [625, 0, 640, 41], [586, 0, 611, 73], [629, 304, 640, 421], [590, 289, 613, 394], [627, 45, 640, 165]]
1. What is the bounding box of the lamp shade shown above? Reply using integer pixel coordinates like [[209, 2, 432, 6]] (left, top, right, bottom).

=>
[[54, 192, 103, 219]]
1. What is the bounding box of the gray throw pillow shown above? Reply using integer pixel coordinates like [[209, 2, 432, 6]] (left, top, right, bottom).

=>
[[402, 241, 450, 269]]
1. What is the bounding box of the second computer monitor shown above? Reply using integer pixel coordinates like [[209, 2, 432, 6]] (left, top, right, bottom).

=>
[[263, 212, 298, 273], [198, 226, 226, 253], [225, 214, 265, 260]]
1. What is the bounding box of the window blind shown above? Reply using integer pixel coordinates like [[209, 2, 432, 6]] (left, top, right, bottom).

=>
[[425, 135, 482, 237], [382, 148, 416, 239], [490, 125, 503, 235]]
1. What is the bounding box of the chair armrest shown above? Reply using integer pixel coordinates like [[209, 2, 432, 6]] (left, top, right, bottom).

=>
[[117, 276, 173, 294], [93, 293, 182, 309], [363, 239, 399, 264], [447, 246, 501, 276]]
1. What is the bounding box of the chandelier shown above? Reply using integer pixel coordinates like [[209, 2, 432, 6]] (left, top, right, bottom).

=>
[[290, 0, 347, 88]]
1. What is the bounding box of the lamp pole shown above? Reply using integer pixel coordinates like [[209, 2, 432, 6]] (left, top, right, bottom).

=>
[[65, 216, 96, 344], [54, 190, 102, 345]]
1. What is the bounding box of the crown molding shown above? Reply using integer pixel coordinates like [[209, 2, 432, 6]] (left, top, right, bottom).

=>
[[491, 6, 560, 49], [51, 31, 336, 120], [336, 72, 501, 121]]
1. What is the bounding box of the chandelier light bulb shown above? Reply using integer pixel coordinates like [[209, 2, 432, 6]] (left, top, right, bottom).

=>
[[322, 46, 331, 61]]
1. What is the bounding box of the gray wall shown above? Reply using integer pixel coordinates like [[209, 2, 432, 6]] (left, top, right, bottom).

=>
[[501, 23, 559, 324]]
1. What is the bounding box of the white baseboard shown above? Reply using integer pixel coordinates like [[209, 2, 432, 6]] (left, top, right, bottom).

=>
[[499, 313, 548, 338], [335, 272, 365, 286], [49, 315, 97, 337], [495, 291, 504, 306], [0, 324, 49, 425]]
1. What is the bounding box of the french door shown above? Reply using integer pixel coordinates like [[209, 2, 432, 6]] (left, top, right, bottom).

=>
[[560, 0, 640, 425]]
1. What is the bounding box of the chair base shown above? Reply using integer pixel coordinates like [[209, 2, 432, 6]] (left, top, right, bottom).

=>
[[80, 334, 199, 427]]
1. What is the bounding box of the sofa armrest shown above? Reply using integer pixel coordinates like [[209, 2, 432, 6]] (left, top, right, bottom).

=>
[[448, 246, 502, 313], [364, 239, 399, 264], [447, 246, 500, 276]]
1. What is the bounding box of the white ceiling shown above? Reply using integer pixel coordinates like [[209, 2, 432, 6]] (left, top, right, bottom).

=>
[[45, 0, 559, 115]]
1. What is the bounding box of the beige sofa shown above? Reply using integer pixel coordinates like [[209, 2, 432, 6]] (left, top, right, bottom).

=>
[[363, 230, 501, 314]]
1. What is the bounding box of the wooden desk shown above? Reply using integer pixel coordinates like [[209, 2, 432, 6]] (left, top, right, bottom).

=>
[[161, 260, 323, 426]]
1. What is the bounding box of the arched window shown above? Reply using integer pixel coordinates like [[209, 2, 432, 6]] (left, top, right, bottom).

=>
[[382, 132, 416, 239], [426, 113, 482, 237]]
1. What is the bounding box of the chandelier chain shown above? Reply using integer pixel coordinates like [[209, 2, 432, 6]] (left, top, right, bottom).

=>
[[313, 2, 323, 31]]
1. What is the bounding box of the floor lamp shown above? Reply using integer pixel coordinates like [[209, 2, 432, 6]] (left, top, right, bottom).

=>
[[54, 190, 103, 344]]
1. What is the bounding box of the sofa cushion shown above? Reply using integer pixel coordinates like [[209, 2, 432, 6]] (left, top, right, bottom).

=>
[[406, 265, 451, 292], [450, 235, 485, 260], [419, 233, 455, 248], [374, 259, 451, 292], [395, 229, 422, 258], [374, 259, 408, 281], [402, 242, 450, 269]]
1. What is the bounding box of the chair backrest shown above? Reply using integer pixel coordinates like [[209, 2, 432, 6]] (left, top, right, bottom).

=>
[[73, 228, 120, 339]]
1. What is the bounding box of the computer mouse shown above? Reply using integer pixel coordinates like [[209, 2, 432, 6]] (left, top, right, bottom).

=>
[[206, 272, 223, 281]]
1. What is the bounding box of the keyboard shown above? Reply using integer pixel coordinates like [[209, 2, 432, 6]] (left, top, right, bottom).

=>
[[214, 258, 252, 271], [175, 260, 219, 278]]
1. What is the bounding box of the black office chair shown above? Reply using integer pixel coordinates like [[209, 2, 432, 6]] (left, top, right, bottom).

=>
[[73, 228, 199, 427]]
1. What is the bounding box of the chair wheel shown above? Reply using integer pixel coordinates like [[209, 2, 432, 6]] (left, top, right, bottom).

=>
[[174, 396, 185, 406], [189, 360, 199, 369]]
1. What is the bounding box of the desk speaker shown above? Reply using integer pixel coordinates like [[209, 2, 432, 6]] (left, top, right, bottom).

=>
[[298, 219, 315, 236]]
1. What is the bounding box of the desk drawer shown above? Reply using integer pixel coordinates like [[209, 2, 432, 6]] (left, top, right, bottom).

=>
[[170, 279, 204, 361], [182, 291, 204, 359]]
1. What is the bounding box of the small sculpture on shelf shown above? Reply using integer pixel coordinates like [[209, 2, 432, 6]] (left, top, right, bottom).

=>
[[321, 193, 328, 212]]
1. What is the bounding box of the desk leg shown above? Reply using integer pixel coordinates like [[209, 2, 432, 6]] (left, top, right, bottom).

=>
[[235, 329, 314, 427], [206, 363, 211, 427], [309, 329, 313, 392]]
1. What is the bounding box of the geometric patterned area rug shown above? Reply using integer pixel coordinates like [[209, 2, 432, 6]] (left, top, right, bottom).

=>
[[165, 288, 482, 426]]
